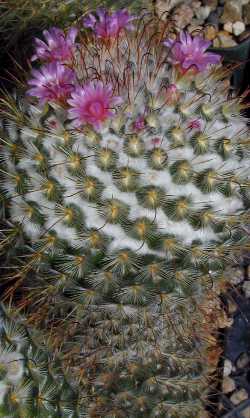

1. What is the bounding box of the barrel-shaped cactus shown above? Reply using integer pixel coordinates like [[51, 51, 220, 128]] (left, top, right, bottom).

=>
[[0, 10, 249, 417]]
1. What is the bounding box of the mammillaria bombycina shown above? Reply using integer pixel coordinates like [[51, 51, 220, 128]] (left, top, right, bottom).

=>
[[0, 8, 249, 418]]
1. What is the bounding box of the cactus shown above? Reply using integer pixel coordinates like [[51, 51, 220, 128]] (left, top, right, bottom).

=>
[[0, 304, 87, 418], [0, 10, 249, 417]]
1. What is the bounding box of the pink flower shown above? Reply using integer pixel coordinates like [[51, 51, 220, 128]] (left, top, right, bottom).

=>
[[67, 81, 123, 130], [83, 8, 136, 40], [164, 31, 221, 72], [31, 27, 78, 63], [134, 115, 146, 131], [187, 119, 202, 131], [27, 62, 75, 106]]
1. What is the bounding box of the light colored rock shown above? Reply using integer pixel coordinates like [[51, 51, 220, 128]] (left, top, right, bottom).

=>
[[172, 4, 194, 29], [228, 299, 237, 314], [195, 5, 211, 21], [242, 406, 250, 418], [223, 359, 233, 377], [154, 0, 183, 16], [220, 1, 242, 23], [202, 0, 218, 10], [233, 21, 246, 36], [243, 281, 250, 298], [213, 38, 221, 47], [229, 268, 244, 285], [222, 376, 236, 393], [197, 410, 210, 418], [223, 21, 233, 33], [187, 24, 204, 35], [167, 0, 184, 7], [237, 352, 249, 369], [216, 31, 237, 47], [230, 388, 248, 405], [191, 0, 202, 11], [204, 25, 218, 40]]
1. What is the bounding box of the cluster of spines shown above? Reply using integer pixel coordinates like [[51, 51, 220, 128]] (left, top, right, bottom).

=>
[[0, 305, 86, 418], [1, 113, 248, 251]]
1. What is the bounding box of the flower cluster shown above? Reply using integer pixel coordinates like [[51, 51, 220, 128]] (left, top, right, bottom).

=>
[[27, 16, 127, 130], [26, 9, 221, 131], [164, 31, 221, 72], [83, 8, 136, 40]]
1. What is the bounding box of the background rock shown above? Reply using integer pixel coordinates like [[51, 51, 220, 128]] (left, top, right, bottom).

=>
[[230, 388, 248, 405], [236, 352, 249, 368], [202, 0, 218, 10], [204, 24, 218, 40], [172, 4, 194, 29], [243, 280, 250, 298], [223, 21, 233, 33], [233, 21, 246, 36], [243, 3, 250, 25], [214, 31, 237, 47], [242, 407, 250, 418], [222, 376, 236, 393], [220, 1, 242, 23], [223, 359, 233, 376]]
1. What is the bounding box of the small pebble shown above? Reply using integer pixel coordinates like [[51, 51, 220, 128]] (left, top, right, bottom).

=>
[[172, 4, 194, 29], [230, 388, 248, 405], [222, 376, 236, 393], [202, 0, 218, 11], [215, 31, 237, 47], [213, 38, 221, 47], [204, 24, 218, 40], [223, 22, 233, 34], [223, 359, 233, 377], [228, 299, 237, 314], [195, 5, 211, 21], [230, 268, 244, 285], [220, 1, 243, 24], [242, 406, 250, 418], [243, 4, 250, 25], [233, 21, 246, 36], [207, 10, 220, 26], [243, 281, 250, 298], [187, 24, 204, 35], [191, 0, 202, 12], [236, 352, 249, 369]]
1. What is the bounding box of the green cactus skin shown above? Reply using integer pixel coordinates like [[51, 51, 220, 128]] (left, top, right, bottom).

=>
[[0, 14, 249, 418]]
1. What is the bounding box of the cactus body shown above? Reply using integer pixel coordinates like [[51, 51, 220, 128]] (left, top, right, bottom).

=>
[[0, 12, 249, 417], [0, 305, 86, 418]]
